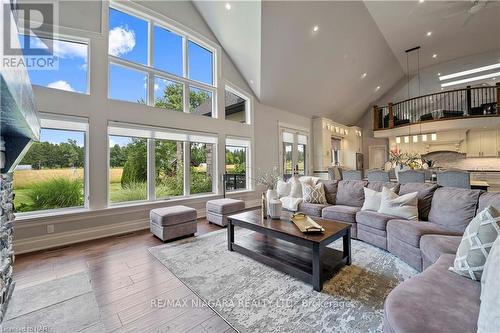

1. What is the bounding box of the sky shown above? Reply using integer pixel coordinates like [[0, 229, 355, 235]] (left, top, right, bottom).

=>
[[41, 129, 85, 146], [23, 7, 214, 144]]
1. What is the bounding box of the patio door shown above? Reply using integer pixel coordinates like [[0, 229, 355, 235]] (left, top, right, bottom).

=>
[[280, 128, 309, 179]]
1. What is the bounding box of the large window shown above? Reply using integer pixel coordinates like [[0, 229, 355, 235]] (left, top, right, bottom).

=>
[[109, 136, 148, 203], [281, 130, 308, 179], [19, 35, 88, 93], [225, 138, 250, 191], [190, 143, 214, 194], [13, 117, 88, 214], [108, 5, 216, 117], [108, 123, 217, 204], [225, 86, 249, 123]]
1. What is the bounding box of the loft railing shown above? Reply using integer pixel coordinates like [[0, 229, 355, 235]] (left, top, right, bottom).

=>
[[373, 83, 500, 130]]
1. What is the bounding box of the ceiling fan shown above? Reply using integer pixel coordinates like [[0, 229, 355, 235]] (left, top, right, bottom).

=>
[[443, 0, 491, 27]]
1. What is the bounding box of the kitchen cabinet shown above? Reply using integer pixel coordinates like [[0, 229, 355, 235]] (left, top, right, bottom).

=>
[[467, 130, 498, 157]]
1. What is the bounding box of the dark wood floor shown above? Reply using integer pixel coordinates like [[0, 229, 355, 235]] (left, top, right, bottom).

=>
[[13, 219, 236, 333]]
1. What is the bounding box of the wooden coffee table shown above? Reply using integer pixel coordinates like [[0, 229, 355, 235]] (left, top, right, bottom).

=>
[[227, 209, 351, 291]]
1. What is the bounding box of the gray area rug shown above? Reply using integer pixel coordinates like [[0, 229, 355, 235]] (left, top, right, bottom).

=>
[[3, 272, 104, 333], [149, 229, 417, 333]]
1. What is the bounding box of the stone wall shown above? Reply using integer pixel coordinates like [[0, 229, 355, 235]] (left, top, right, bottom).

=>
[[0, 173, 15, 322]]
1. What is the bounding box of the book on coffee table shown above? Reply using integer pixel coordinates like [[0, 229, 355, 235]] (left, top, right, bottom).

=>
[[290, 212, 325, 233]]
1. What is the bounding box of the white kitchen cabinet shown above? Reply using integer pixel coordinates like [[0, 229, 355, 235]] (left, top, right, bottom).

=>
[[467, 130, 498, 157]]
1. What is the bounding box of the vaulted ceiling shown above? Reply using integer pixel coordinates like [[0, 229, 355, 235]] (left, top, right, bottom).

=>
[[194, 1, 500, 125]]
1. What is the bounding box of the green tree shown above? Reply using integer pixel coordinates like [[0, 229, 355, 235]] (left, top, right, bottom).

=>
[[121, 139, 147, 187]]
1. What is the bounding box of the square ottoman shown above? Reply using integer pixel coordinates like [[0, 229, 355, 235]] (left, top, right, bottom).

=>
[[206, 198, 245, 227], [150, 205, 197, 241]]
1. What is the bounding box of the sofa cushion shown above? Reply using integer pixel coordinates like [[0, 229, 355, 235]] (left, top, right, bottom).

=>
[[387, 219, 462, 247], [384, 254, 480, 333], [297, 202, 328, 217], [361, 187, 384, 211], [450, 205, 500, 281], [399, 183, 438, 221], [336, 180, 367, 207], [366, 181, 399, 193], [428, 187, 482, 232], [319, 180, 338, 205], [478, 191, 500, 213], [302, 182, 327, 204], [420, 234, 462, 268], [478, 237, 500, 333], [276, 180, 291, 198], [356, 210, 397, 230], [322, 205, 360, 223], [378, 187, 419, 220]]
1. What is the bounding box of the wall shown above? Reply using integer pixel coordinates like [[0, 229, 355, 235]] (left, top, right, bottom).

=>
[[14, 0, 312, 253]]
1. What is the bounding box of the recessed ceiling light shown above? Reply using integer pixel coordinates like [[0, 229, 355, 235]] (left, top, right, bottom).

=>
[[361, 72, 367, 79], [225, 2, 231, 10], [375, 86, 381, 91], [437, 72, 441, 76], [419, 0, 425, 3], [426, 31, 432, 37], [432, 54, 437, 58], [250, 80, 254, 84], [313, 25, 319, 32]]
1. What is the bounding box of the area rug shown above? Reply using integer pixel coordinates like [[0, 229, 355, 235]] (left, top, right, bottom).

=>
[[149, 229, 417, 333]]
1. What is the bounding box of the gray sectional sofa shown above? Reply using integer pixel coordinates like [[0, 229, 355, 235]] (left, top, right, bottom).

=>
[[295, 179, 500, 333]]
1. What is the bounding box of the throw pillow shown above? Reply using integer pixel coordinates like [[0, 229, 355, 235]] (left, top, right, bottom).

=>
[[276, 180, 291, 198], [449, 205, 500, 281], [289, 176, 303, 199], [302, 183, 327, 205], [378, 187, 418, 220], [477, 236, 500, 333], [361, 187, 395, 211]]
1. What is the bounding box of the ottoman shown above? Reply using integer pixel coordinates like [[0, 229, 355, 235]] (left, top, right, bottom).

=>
[[150, 205, 197, 241], [206, 198, 245, 227]]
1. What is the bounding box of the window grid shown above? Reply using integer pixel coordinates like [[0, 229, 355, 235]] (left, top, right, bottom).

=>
[[108, 4, 217, 115]]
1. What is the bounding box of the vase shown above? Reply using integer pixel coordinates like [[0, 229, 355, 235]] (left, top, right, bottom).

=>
[[266, 189, 278, 216], [268, 199, 282, 219], [394, 165, 409, 181]]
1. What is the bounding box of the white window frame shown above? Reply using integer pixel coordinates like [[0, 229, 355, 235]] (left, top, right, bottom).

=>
[[224, 83, 252, 124], [16, 113, 90, 217], [107, 2, 218, 117], [225, 137, 252, 192], [107, 122, 218, 206], [278, 124, 310, 178], [17, 30, 91, 95]]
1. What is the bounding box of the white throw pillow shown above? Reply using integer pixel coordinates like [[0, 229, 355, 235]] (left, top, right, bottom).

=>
[[289, 177, 303, 198], [449, 205, 500, 280], [477, 236, 500, 333], [302, 183, 327, 205], [276, 180, 291, 198], [361, 187, 396, 212], [298, 176, 320, 187], [378, 187, 418, 220]]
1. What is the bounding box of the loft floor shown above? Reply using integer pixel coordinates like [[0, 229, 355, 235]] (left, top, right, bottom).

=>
[[11, 219, 236, 333]]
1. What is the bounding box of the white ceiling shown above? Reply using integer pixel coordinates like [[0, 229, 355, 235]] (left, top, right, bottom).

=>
[[365, 0, 500, 72], [193, 1, 262, 98], [193, 1, 500, 125]]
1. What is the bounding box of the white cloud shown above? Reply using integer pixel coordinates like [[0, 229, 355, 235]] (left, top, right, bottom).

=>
[[154, 83, 159, 91], [53, 40, 87, 59], [108, 26, 136, 57], [47, 80, 75, 92]]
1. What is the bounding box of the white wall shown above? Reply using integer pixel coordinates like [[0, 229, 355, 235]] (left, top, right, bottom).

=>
[[14, 0, 312, 253]]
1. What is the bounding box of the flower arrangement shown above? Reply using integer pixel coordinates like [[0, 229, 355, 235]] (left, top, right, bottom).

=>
[[389, 148, 407, 167], [389, 148, 422, 169], [254, 166, 281, 190]]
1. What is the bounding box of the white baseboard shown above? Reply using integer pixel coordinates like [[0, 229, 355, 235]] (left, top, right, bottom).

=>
[[13, 218, 150, 254]]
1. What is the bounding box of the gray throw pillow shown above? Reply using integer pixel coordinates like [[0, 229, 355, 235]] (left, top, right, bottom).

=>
[[449, 205, 500, 281], [302, 183, 327, 205], [477, 236, 500, 332]]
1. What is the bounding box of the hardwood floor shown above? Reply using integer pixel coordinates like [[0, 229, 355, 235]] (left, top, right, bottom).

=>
[[13, 219, 236, 333]]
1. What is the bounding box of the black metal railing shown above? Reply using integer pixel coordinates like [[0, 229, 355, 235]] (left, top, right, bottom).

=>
[[374, 83, 500, 130], [225, 173, 246, 191]]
